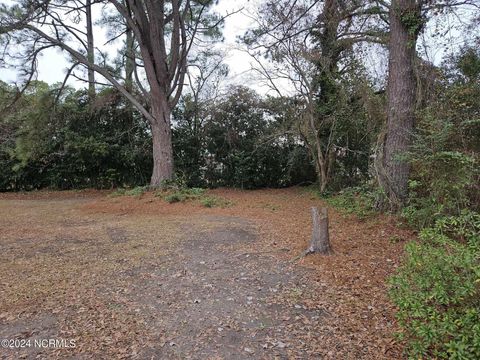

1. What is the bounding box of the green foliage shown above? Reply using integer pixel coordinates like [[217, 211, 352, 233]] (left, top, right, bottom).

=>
[[124, 186, 147, 197], [173, 86, 316, 189], [161, 187, 206, 203], [110, 186, 147, 197], [200, 195, 231, 208], [434, 210, 480, 243], [448, 46, 480, 83], [399, 43, 479, 231], [400, 9, 425, 37], [109, 188, 127, 197], [323, 185, 378, 219], [163, 192, 186, 203], [0, 82, 152, 191], [159, 176, 188, 191], [160, 188, 230, 208], [390, 217, 480, 359], [401, 113, 478, 228], [392, 48, 480, 358]]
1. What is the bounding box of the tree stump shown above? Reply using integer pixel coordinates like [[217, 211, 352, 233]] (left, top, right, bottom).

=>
[[307, 207, 332, 255]]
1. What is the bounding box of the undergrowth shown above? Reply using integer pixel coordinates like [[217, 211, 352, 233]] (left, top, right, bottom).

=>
[[109, 186, 147, 197], [310, 184, 378, 220], [390, 211, 480, 359], [390, 113, 480, 359], [110, 183, 232, 208]]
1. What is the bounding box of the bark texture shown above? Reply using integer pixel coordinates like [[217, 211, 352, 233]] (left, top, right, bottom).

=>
[[86, 0, 95, 102], [124, 25, 134, 93], [116, 0, 190, 187], [308, 207, 332, 255], [376, 0, 419, 210], [150, 102, 174, 186]]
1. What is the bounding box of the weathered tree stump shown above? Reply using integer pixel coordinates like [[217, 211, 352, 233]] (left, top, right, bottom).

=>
[[293, 207, 332, 261], [307, 207, 332, 255]]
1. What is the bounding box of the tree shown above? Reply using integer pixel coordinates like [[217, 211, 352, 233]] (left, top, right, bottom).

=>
[[244, 0, 385, 192], [172, 85, 316, 188], [0, 81, 153, 190], [173, 49, 228, 186], [375, 0, 479, 210], [0, 0, 223, 187], [86, 0, 95, 103], [375, 0, 421, 210]]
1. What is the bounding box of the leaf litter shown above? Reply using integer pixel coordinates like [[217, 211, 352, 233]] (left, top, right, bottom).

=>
[[0, 188, 414, 359]]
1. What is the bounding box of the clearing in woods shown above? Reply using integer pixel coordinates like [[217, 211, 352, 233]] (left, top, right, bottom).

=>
[[0, 188, 414, 359]]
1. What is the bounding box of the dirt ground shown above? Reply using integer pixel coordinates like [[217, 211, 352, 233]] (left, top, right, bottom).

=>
[[0, 188, 415, 359]]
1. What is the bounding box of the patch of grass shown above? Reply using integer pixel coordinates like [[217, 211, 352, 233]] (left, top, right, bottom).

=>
[[155, 186, 235, 208], [301, 184, 324, 199], [389, 235, 404, 244], [200, 196, 232, 208]]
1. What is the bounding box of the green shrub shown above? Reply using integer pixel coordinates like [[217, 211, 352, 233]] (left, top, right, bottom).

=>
[[323, 185, 378, 219], [124, 186, 147, 197], [161, 190, 230, 207], [401, 114, 478, 229], [390, 213, 480, 359], [185, 187, 206, 196], [160, 187, 207, 204], [160, 176, 187, 191], [433, 210, 480, 243]]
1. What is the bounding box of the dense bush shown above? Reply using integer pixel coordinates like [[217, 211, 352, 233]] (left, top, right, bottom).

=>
[[322, 184, 378, 219], [390, 46, 480, 359], [1, 81, 375, 192], [173, 86, 317, 189], [0, 82, 152, 190], [390, 214, 480, 359], [1, 83, 317, 191], [400, 115, 478, 229]]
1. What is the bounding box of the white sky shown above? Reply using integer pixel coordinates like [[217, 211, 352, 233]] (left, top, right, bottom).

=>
[[0, 1, 476, 93], [0, 1, 260, 90]]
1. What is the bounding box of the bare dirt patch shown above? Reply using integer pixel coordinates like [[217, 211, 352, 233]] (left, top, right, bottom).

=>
[[0, 188, 414, 359]]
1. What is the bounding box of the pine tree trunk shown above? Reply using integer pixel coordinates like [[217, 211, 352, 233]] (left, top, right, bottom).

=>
[[150, 100, 174, 187], [86, 0, 95, 103], [125, 26, 134, 93], [124, 25, 135, 122], [377, 0, 419, 211]]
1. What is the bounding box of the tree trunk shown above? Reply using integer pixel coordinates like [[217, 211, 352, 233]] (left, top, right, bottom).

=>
[[307, 108, 330, 193], [124, 25, 135, 122], [376, 0, 419, 211], [308, 207, 332, 255], [318, 158, 328, 193], [86, 0, 95, 103], [125, 26, 134, 93], [150, 100, 174, 187], [310, 0, 341, 194]]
